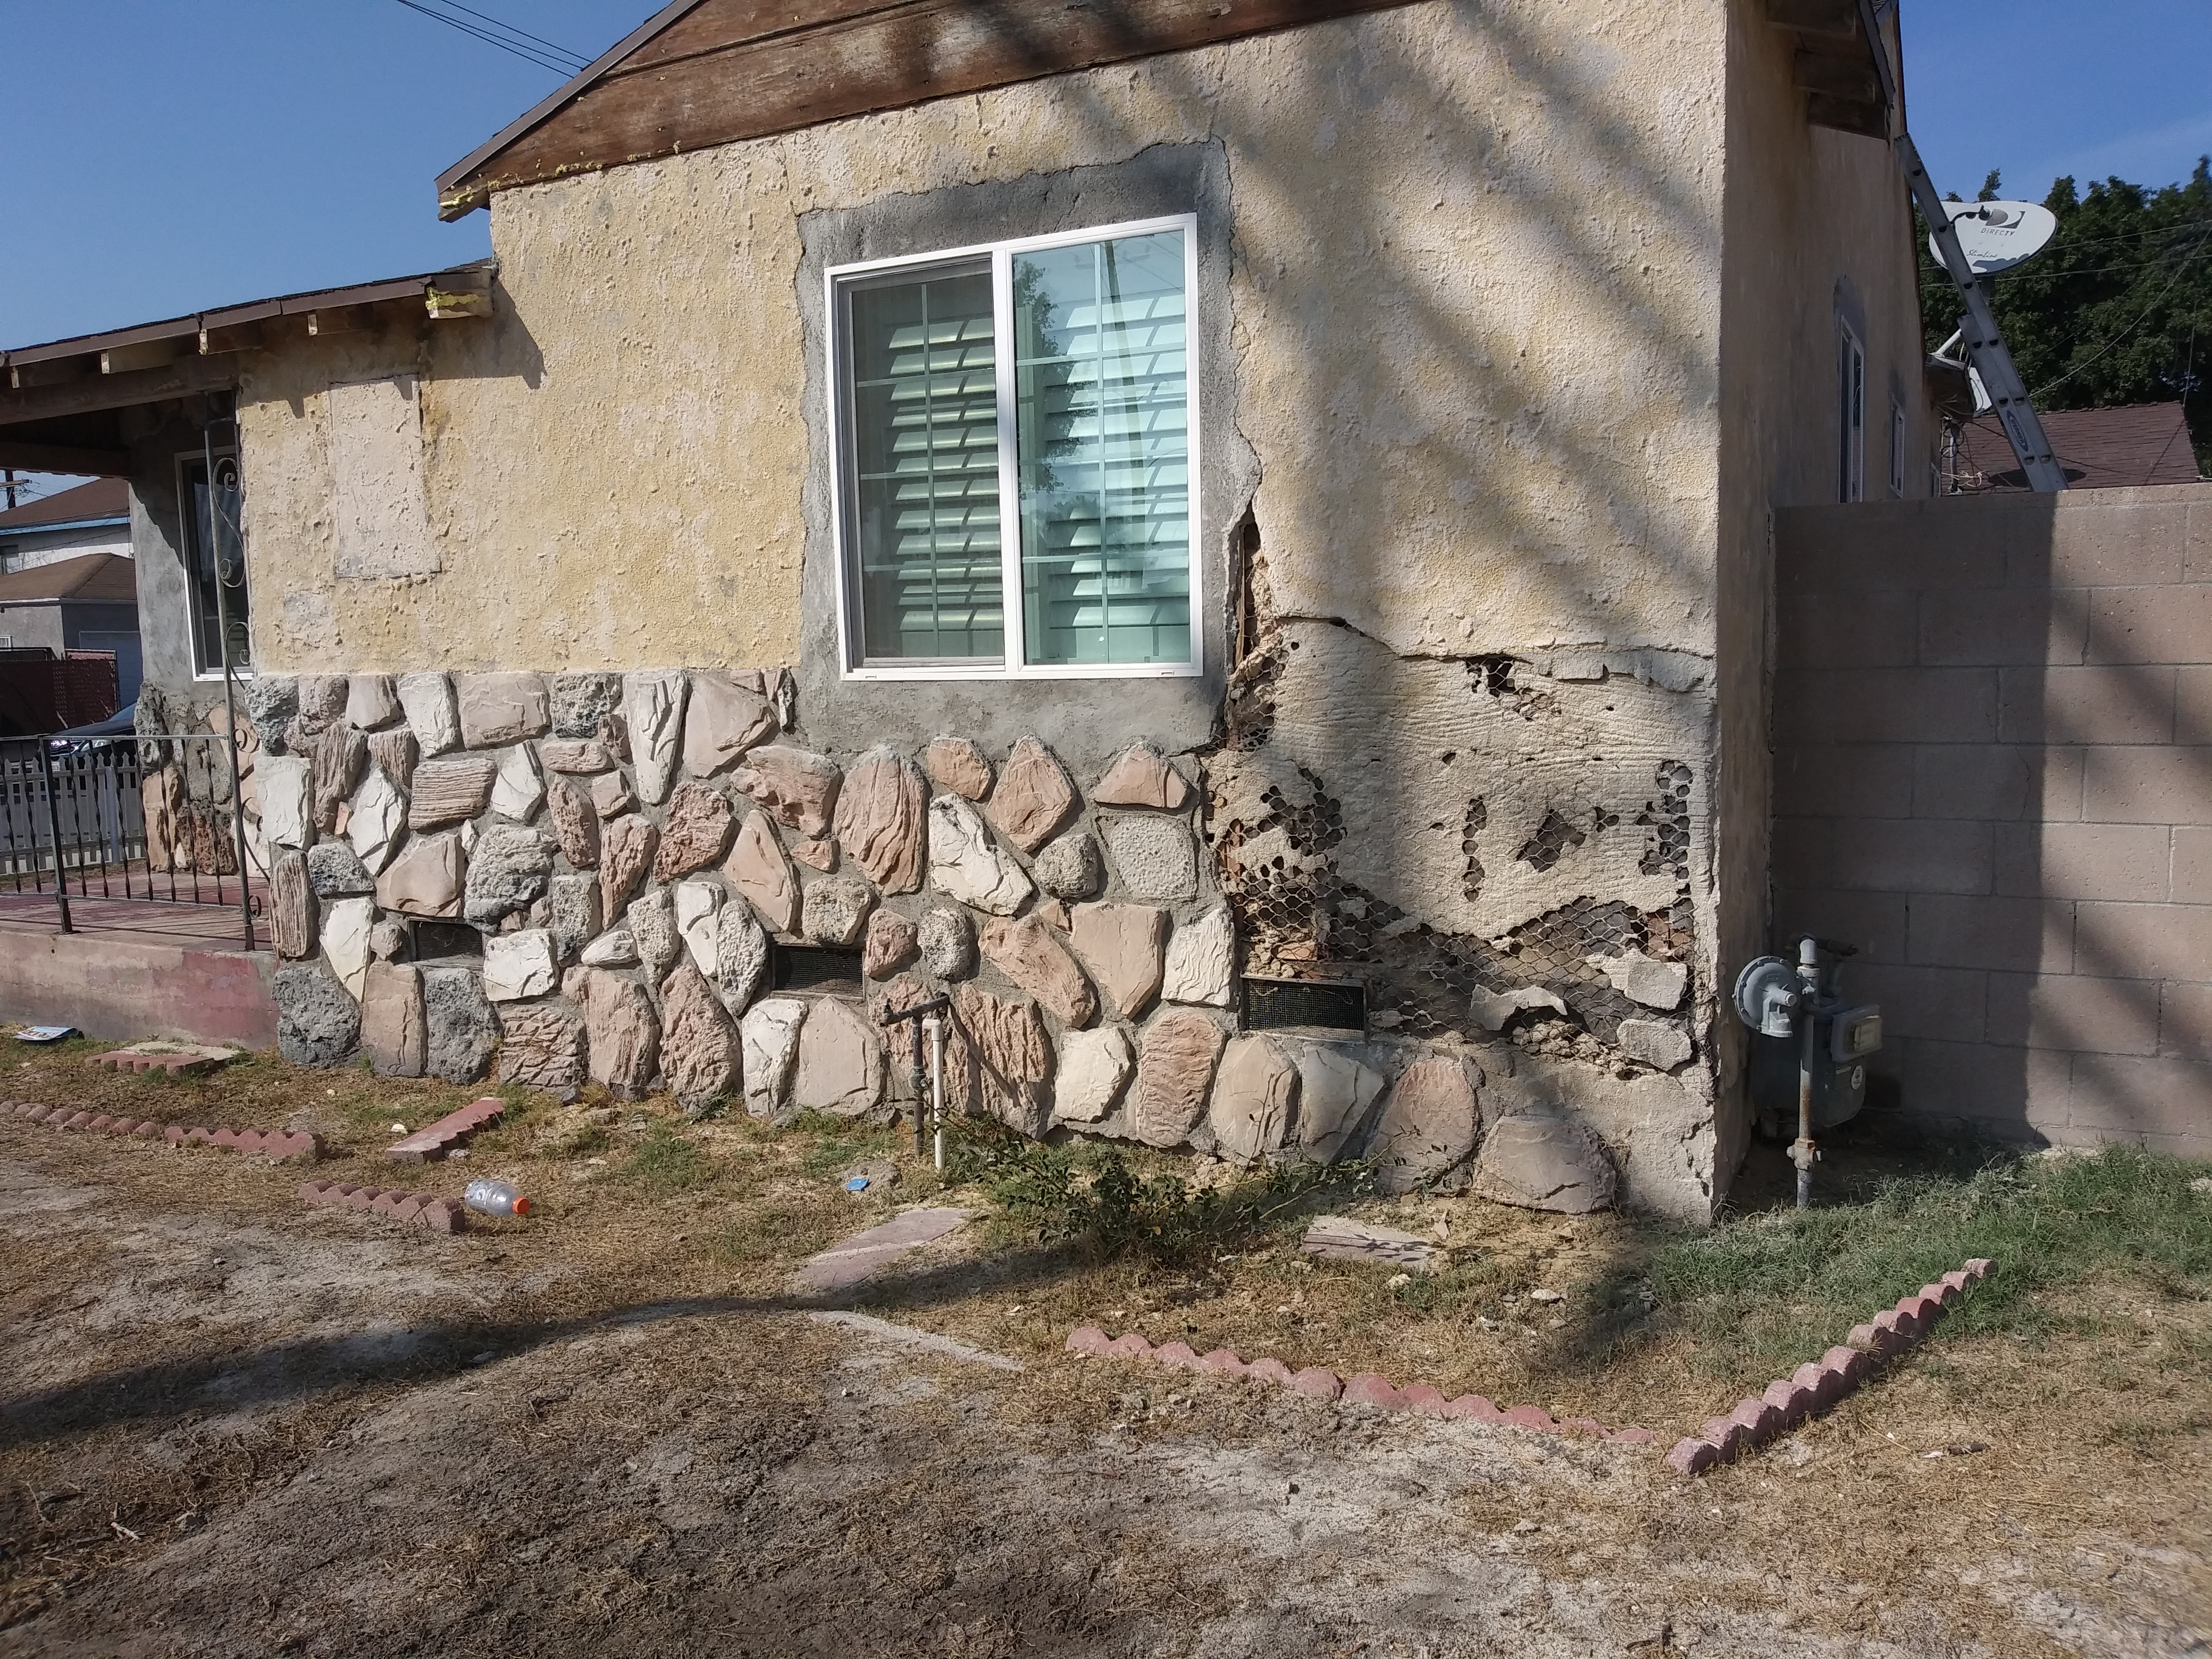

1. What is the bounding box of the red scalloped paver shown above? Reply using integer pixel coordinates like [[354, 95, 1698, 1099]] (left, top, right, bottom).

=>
[[300, 1180, 465, 1235], [387, 1097, 506, 1164]]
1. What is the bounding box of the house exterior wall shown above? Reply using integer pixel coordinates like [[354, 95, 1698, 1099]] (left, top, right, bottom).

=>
[[1773, 486, 2212, 1159], [128, 1, 1924, 1219], [0, 521, 131, 573], [0, 603, 65, 656]]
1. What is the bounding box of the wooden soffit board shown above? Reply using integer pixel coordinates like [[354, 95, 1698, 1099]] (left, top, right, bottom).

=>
[[437, 0, 1427, 218]]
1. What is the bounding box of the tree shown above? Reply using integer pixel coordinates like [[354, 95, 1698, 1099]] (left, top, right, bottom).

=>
[[1919, 159, 2212, 472]]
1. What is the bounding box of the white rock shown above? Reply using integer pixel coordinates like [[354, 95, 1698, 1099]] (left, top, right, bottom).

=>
[[396, 672, 460, 758], [348, 766, 404, 875], [482, 929, 558, 1002], [1470, 982, 1570, 1032], [490, 745, 544, 822], [580, 925, 639, 968], [1617, 1017, 1694, 1070], [623, 669, 688, 806], [1589, 950, 1689, 1011], [1161, 908, 1235, 1006], [1055, 1026, 1134, 1124], [925, 795, 1032, 916], [259, 755, 312, 850], [320, 896, 375, 999], [741, 996, 807, 1118], [627, 886, 678, 980], [675, 878, 720, 977]]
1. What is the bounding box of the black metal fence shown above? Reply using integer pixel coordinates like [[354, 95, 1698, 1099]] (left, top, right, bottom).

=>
[[0, 730, 259, 945]]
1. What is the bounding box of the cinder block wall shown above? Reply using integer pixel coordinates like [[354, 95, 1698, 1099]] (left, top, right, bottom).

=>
[[1772, 484, 2211, 1155]]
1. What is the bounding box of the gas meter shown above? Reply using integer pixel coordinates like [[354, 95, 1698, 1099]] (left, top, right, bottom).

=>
[[1732, 937, 1880, 1206]]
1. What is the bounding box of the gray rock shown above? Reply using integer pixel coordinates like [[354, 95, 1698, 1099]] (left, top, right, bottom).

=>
[[717, 901, 772, 1013], [1617, 1018, 1694, 1070], [422, 966, 497, 1084], [1102, 814, 1197, 902], [462, 828, 556, 926], [803, 875, 876, 945], [273, 961, 358, 1068], [305, 840, 375, 899], [245, 675, 299, 756], [1590, 950, 1689, 1011], [1468, 1112, 1617, 1214], [550, 672, 622, 739], [627, 886, 680, 982], [918, 905, 976, 980], [1368, 1054, 1483, 1195], [547, 872, 602, 963], [1470, 982, 1572, 1032], [1032, 830, 1103, 900]]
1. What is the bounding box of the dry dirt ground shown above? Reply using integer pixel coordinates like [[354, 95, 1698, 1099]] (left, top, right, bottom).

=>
[[1, 1046, 2207, 1657]]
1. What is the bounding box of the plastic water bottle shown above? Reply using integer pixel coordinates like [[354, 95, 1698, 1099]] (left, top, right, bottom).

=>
[[463, 1177, 532, 1218]]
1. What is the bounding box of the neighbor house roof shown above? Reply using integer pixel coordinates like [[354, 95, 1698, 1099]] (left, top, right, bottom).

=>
[[0, 552, 137, 606], [1952, 402, 2202, 492], [0, 477, 129, 533]]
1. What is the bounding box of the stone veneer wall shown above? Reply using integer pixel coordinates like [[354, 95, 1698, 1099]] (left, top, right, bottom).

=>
[[134, 661, 1720, 1219]]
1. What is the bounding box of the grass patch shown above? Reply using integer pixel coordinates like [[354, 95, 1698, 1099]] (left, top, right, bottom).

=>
[[622, 1121, 717, 1199]]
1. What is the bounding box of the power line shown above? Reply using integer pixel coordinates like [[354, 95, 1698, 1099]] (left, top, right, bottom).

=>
[[390, 0, 590, 76], [2031, 228, 2212, 397]]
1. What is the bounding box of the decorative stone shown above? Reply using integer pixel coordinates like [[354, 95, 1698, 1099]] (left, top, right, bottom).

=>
[[539, 739, 611, 774], [376, 831, 465, 918], [274, 962, 358, 1068], [482, 929, 558, 1001], [244, 676, 299, 755], [547, 872, 601, 963], [1092, 742, 1194, 810], [724, 810, 799, 934], [590, 770, 635, 819], [717, 901, 772, 1014], [863, 909, 918, 979], [1370, 1055, 1483, 1195], [925, 796, 1032, 916], [346, 674, 401, 731], [627, 886, 680, 982], [1618, 1018, 1694, 1070], [803, 876, 875, 946], [1162, 908, 1235, 1006], [924, 736, 993, 801], [985, 736, 1077, 853], [307, 840, 375, 898], [1104, 815, 1199, 902], [369, 918, 408, 961], [271, 850, 316, 958], [456, 672, 550, 749], [830, 747, 928, 893], [1209, 1035, 1302, 1163], [422, 966, 497, 1083], [654, 778, 736, 881], [951, 985, 1052, 1137], [295, 674, 349, 734], [1471, 983, 1572, 1031], [1131, 1009, 1226, 1149], [791, 836, 836, 872], [918, 905, 976, 981], [347, 767, 405, 874], [1055, 1025, 1134, 1124], [360, 962, 426, 1077], [1069, 902, 1167, 1021], [1590, 950, 1689, 1011], [675, 879, 720, 977], [792, 995, 884, 1117], [396, 672, 461, 757], [563, 965, 659, 1098], [741, 998, 807, 1117], [622, 669, 688, 805], [463, 828, 556, 926], [550, 672, 621, 740], [496, 1000, 585, 1094], [1469, 1112, 1617, 1213], [490, 745, 544, 822], [581, 925, 638, 968], [731, 744, 841, 839], [408, 753, 498, 830], [682, 672, 777, 777], [364, 727, 417, 797], [1287, 1041, 1388, 1163], [661, 963, 740, 1111], [310, 724, 366, 834], [600, 814, 658, 920], [260, 755, 312, 849], [547, 775, 600, 869], [1033, 830, 1103, 900], [318, 895, 370, 1002], [978, 914, 1096, 1027]]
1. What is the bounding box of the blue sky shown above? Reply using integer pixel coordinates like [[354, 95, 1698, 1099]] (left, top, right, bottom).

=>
[[1, 1, 2205, 484]]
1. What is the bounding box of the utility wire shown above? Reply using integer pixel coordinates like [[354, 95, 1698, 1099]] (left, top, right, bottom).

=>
[[2030, 228, 2212, 397], [391, 0, 590, 76], [432, 0, 591, 66]]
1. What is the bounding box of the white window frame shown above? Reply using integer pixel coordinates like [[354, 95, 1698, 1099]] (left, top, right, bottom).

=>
[[825, 213, 1204, 682], [1837, 320, 1866, 504], [1888, 395, 1907, 498], [176, 447, 253, 683]]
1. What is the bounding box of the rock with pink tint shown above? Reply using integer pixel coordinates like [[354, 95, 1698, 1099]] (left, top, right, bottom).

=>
[[924, 736, 992, 801], [862, 909, 918, 979], [985, 736, 1077, 853], [1066, 1326, 1112, 1355], [1091, 741, 1193, 811], [831, 747, 929, 893]]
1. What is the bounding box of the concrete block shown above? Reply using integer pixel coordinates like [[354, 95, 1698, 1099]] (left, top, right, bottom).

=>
[[1894, 1037, 2073, 1138], [1772, 745, 1915, 819], [2088, 584, 2212, 666], [2175, 829, 2212, 905], [1911, 743, 2079, 822], [2000, 665, 2177, 745], [2159, 982, 2212, 1061], [1770, 817, 1833, 889], [2045, 500, 2189, 586], [1839, 963, 1987, 1043], [1995, 820, 2172, 902], [1830, 819, 1992, 896], [1774, 668, 2000, 745], [1770, 890, 1910, 965], [1777, 502, 2013, 590], [1920, 587, 2089, 667], [1907, 894, 2074, 973], [2081, 747, 2212, 825], [2068, 1052, 2212, 1142], [2190, 501, 2212, 582], [2073, 902, 2212, 983], [1984, 971, 2161, 1056], [2180, 667, 2212, 745], [1777, 589, 1920, 668]]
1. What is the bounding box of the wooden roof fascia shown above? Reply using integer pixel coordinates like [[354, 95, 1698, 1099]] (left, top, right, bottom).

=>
[[0, 441, 133, 477], [435, 0, 1429, 219]]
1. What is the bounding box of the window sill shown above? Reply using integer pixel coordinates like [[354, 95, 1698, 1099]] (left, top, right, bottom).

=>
[[841, 661, 1203, 683]]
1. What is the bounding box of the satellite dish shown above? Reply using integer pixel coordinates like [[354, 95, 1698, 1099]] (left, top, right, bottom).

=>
[[1929, 199, 2058, 277]]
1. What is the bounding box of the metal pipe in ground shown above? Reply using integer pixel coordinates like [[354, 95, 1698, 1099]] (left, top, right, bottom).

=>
[[926, 1012, 947, 1174], [1792, 936, 1819, 1209], [36, 739, 71, 935]]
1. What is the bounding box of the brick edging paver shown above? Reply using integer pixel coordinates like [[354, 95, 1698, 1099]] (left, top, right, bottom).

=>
[[1664, 1256, 1996, 1476], [4, 1100, 320, 1162], [299, 1179, 466, 1234], [1065, 1326, 1655, 1445], [386, 1097, 505, 1163], [90, 1050, 229, 1077]]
